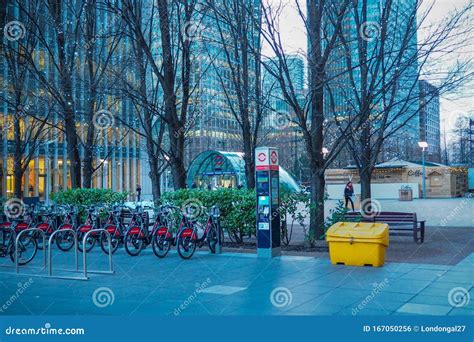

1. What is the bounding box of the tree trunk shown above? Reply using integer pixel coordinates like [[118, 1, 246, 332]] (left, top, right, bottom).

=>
[[157, 0, 186, 190], [13, 168, 23, 199], [359, 167, 372, 213], [64, 109, 81, 188], [148, 156, 161, 200], [242, 140, 255, 189], [82, 152, 93, 188], [309, 170, 325, 242], [82, 0, 96, 189], [13, 115, 23, 198]]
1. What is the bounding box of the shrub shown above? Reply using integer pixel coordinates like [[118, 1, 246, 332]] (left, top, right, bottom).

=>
[[279, 189, 310, 245], [50, 188, 130, 206], [161, 188, 256, 243]]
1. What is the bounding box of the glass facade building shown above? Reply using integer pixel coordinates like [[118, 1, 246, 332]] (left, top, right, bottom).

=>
[[0, 1, 141, 198], [419, 80, 441, 162], [324, 0, 421, 163]]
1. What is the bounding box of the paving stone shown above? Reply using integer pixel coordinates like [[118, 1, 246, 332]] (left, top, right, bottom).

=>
[[397, 303, 452, 315]]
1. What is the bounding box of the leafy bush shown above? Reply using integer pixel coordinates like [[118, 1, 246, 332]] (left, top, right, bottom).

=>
[[279, 189, 310, 245], [161, 188, 256, 243], [324, 200, 349, 233], [50, 188, 130, 206]]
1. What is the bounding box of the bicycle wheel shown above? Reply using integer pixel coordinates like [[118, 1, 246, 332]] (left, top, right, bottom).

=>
[[55, 229, 75, 251], [33, 231, 46, 250], [10, 235, 37, 265], [100, 229, 120, 254], [152, 233, 171, 258], [177, 230, 196, 259], [207, 223, 219, 253], [124, 231, 144, 256], [77, 230, 96, 252]]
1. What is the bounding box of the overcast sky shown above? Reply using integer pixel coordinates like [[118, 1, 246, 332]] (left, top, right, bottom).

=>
[[265, 0, 474, 137]]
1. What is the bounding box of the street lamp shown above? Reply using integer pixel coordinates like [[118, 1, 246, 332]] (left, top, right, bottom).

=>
[[322, 147, 329, 158], [418, 141, 428, 199]]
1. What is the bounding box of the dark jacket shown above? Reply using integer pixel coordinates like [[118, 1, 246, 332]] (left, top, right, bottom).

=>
[[344, 186, 354, 197]]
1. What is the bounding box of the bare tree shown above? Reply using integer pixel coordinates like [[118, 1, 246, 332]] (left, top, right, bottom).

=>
[[1, 1, 53, 198], [260, 0, 354, 242], [110, 0, 201, 190], [81, 0, 125, 188], [13, 0, 85, 188], [204, 0, 266, 189], [332, 0, 473, 209]]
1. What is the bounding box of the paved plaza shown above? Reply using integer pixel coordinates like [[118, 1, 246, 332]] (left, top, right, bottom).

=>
[[324, 198, 474, 227], [0, 248, 472, 316]]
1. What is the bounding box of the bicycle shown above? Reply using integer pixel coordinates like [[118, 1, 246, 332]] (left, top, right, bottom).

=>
[[151, 204, 178, 258], [176, 205, 221, 259], [123, 206, 153, 256], [33, 204, 59, 250], [0, 213, 38, 265], [100, 205, 126, 254], [55, 205, 79, 251], [76, 206, 101, 252]]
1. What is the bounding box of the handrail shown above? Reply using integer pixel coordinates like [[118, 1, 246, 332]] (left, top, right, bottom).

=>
[[15, 228, 46, 273]]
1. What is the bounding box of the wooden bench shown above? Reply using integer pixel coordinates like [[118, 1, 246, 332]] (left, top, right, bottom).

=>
[[343, 211, 425, 244]]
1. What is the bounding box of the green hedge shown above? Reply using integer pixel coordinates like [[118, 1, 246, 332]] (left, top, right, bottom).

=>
[[161, 188, 256, 243], [50, 188, 130, 206]]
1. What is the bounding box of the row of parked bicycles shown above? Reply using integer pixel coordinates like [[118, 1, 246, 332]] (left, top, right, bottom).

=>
[[0, 202, 222, 265]]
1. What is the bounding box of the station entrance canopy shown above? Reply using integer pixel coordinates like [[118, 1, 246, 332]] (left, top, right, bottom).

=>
[[187, 150, 300, 192]]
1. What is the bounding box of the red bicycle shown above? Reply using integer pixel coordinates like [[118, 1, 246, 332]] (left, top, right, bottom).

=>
[[55, 205, 79, 251], [76, 206, 101, 252], [176, 205, 221, 259], [100, 205, 126, 254], [151, 204, 179, 258]]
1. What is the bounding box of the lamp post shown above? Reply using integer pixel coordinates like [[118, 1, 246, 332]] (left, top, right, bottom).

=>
[[418, 141, 428, 199], [322, 147, 329, 159]]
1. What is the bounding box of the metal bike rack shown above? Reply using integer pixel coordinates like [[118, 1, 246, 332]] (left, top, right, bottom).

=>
[[82, 229, 114, 278], [15, 228, 47, 274], [47, 228, 87, 280]]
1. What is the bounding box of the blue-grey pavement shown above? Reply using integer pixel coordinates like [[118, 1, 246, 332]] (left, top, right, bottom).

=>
[[0, 248, 472, 316]]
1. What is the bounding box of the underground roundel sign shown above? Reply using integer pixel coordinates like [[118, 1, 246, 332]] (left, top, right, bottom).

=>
[[214, 155, 224, 166], [270, 151, 278, 164], [257, 152, 266, 162]]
